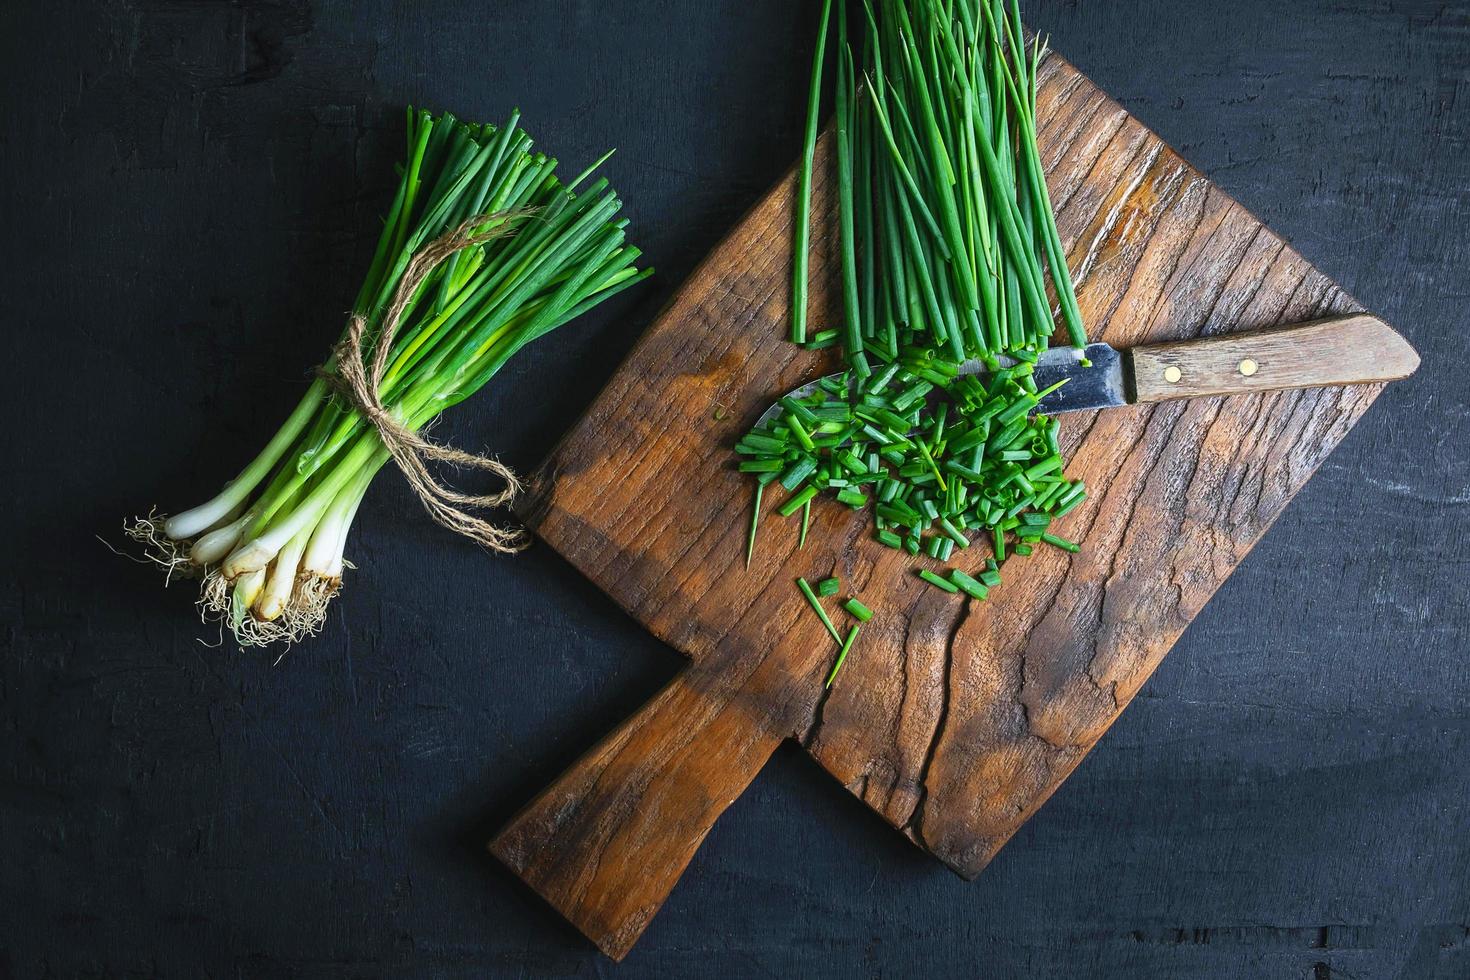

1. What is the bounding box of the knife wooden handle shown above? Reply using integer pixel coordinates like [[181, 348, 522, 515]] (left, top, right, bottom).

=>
[[490, 647, 787, 961], [1130, 313, 1419, 404]]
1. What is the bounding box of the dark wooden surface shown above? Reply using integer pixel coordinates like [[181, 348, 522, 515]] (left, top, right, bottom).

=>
[[1, 1, 1466, 977]]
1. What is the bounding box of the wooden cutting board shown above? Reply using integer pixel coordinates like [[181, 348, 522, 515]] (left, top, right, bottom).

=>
[[490, 48, 1400, 960]]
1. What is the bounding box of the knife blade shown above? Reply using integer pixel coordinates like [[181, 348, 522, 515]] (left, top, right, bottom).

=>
[[756, 341, 1123, 429]]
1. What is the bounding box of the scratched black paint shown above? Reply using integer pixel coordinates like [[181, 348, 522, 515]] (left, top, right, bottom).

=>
[[1, 1, 1466, 976]]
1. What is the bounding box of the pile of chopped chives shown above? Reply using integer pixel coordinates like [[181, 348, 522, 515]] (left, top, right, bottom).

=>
[[746, 0, 1091, 660]]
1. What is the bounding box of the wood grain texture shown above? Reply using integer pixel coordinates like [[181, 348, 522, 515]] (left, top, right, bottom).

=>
[[5, 0, 1467, 976], [491, 644, 798, 960], [1131, 314, 1419, 404], [493, 46, 1409, 956]]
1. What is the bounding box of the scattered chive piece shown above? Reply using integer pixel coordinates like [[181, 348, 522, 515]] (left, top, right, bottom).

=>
[[804, 328, 842, 350], [818, 576, 841, 597], [844, 597, 874, 622], [825, 623, 862, 687], [1041, 532, 1080, 553], [918, 569, 960, 593], [778, 485, 819, 518], [780, 457, 818, 492], [799, 498, 813, 548], [797, 577, 843, 645], [938, 517, 969, 548], [1015, 543, 1033, 556], [949, 570, 989, 600], [746, 481, 763, 569]]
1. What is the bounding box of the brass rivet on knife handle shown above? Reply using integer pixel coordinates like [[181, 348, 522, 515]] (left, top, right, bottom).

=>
[[1130, 313, 1419, 405]]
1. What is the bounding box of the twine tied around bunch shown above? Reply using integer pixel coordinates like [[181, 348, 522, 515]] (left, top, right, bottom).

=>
[[328, 212, 533, 554]]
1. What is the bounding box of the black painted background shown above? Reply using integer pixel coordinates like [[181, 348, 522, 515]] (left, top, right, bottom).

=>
[[2, 1, 1467, 977]]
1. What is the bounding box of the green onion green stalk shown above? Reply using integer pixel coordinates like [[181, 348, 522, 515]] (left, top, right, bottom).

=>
[[128, 107, 650, 647], [748, 1, 1089, 674]]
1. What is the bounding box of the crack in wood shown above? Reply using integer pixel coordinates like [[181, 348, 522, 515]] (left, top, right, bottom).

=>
[[901, 596, 970, 851]]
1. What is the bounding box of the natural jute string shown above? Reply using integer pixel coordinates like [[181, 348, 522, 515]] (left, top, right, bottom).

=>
[[328, 212, 532, 554]]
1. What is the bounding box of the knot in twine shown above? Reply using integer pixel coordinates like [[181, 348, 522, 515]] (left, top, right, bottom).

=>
[[329, 212, 532, 554]]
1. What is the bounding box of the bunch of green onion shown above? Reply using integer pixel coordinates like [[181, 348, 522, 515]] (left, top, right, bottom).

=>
[[129, 107, 650, 646], [742, 0, 1088, 652]]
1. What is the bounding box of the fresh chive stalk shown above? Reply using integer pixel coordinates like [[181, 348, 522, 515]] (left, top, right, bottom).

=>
[[740, 1, 1091, 627], [128, 108, 649, 647], [794, 0, 837, 344]]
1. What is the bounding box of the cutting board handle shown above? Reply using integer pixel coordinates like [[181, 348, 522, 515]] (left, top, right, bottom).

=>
[[490, 650, 784, 961], [1130, 313, 1419, 404]]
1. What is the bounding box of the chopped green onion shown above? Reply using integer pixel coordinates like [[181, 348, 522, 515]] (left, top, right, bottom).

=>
[[949, 570, 989, 600], [779, 485, 820, 518], [746, 481, 764, 569], [787, 414, 817, 452], [825, 624, 862, 687], [797, 577, 844, 645], [918, 569, 959, 593], [780, 457, 818, 492]]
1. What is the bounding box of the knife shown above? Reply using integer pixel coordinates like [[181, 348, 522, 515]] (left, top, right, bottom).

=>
[[757, 313, 1419, 426]]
